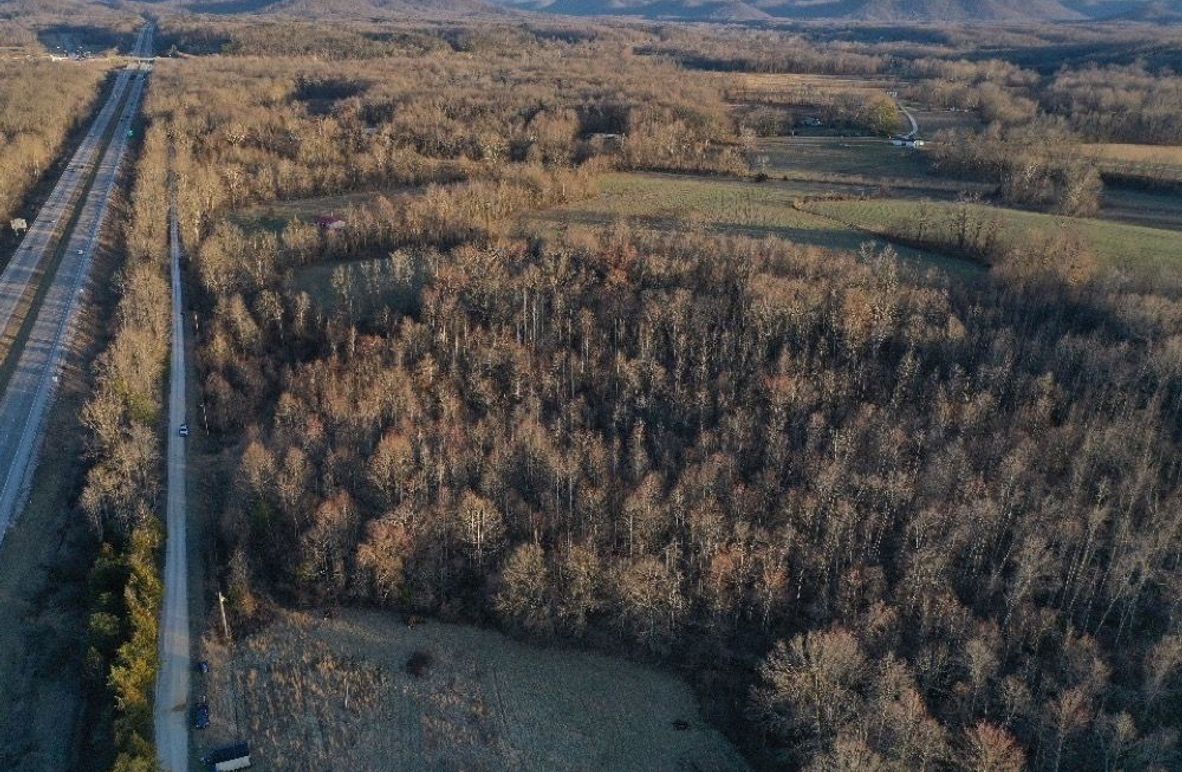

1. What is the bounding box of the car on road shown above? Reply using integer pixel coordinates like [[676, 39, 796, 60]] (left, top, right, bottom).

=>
[[179, 423, 190, 438], [76, 248, 83, 255]]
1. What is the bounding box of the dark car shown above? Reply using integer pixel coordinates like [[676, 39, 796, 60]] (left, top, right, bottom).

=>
[[193, 700, 210, 730]]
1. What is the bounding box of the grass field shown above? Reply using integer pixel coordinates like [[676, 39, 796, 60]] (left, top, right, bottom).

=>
[[754, 137, 930, 180], [525, 172, 975, 272], [731, 72, 898, 102], [805, 198, 1182, 280], [750, 137, 990, 196], [906, 107, 985, 135], [197, 608, 749, 772], [1102, 188, 1182, 232]]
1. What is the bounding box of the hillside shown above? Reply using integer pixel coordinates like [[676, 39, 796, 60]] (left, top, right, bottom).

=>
[[500, 0, 1182, 21], [186, 0, 495, 16]]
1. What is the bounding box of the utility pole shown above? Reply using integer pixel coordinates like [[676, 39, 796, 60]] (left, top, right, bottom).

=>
[[218, 590, 232, 642]]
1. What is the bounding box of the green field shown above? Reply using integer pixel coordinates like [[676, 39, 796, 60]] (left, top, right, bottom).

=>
[[805, 198, 1182, 281], [751, 137, 993, 196], [754, 137, 930, 182], [526, 172, 976, 272]]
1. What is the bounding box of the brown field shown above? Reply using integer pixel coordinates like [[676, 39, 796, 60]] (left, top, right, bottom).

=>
[[729, 72, 898, 102], [196, 608, 749, 772], [1079, 143, 1182, 183], [1080, 143, 1182, 167]]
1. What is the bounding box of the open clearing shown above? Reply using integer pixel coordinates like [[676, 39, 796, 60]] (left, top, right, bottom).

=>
[[731, 72, 899, 102], [230, 186, 419, 232], [525, 172, 975, 272], [1101, 187, 1182, 232], [1080, 143, 1182, 182], [197, 608, 748, 772], [752, 137, 992, 197], [805, 198, 1182, 280]]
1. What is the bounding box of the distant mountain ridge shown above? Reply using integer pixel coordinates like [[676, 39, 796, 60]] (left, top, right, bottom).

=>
[[496, 0, 1182, 22]]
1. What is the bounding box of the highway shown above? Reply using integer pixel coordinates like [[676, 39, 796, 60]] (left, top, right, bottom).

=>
[[155, 196, 192, 772], [0, 25, 149, 358], [0, 25, 154, 539]]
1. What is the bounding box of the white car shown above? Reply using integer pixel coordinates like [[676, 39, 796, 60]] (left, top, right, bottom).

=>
[[179, 423, 190, 438]]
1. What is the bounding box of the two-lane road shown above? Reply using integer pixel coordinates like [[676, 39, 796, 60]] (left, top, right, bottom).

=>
[[155, 199, 192, 771]]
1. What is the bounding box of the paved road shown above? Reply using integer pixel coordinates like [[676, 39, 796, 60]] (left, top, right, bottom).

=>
[[0, 24, 150, 362], [0, 25, 155, 541], [155, 197, 192, 772]]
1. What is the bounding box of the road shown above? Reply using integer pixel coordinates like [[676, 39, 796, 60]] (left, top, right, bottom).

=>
[[0, 25, 155, 541], [899, 101, 920, 139], [155, 196, 192, 772], [0, 25, 150, 365]]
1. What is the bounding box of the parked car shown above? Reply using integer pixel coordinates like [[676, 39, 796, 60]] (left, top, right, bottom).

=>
[[179, 423, 190, 438], [193, 699, 210, 730]]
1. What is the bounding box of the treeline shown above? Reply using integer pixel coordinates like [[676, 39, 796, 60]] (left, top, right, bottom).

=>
[[1045, 64, 1182, 145], [147, 40, 738, 246], [79, 120, 171, 772], [0, 59, 110, 232], [931, 122, 1103, 216]]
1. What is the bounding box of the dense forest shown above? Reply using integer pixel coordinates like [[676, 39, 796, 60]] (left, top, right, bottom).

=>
[[36, 11, 1180, 770]]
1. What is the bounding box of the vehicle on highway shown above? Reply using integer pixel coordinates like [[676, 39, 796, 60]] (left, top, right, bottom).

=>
[[179, 422, 190, 437], [76, 248, 83, 255]]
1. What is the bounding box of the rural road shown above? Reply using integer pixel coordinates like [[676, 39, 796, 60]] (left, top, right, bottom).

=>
[[899, 101, 920, 138], [0, 25, 154, 542], [155, 199, 192, 771]]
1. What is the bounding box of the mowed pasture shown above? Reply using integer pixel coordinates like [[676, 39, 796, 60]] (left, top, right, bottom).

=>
[[1102, 187, 1182, 232], [197, 609, 749, 772], [805, 198, 1182, 281], [523, 172, 971, 271], [752, 137, 991, 197], [905, 107, 984, 135], [754, 137, 930, 181]]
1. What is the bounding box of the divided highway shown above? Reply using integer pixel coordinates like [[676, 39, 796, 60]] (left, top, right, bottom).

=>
[[155, 198, 192, 771], [0, 25, 154, 539], [0, 24, 150, 350]]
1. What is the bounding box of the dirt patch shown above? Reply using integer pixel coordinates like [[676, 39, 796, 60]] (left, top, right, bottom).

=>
[[197, 607, 749, 771]]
